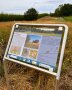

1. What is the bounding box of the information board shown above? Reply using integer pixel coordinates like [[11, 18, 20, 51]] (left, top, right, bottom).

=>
[[4, 23, 68, 80]]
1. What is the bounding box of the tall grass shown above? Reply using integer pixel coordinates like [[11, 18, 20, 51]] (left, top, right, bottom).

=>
[[0, 23, 11, 76], [0, 19, 72, 90]]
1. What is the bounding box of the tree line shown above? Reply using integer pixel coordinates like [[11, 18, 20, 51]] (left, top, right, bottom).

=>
[[0, 14, 24, 21], [54, 4, 72, 17], [0, 13, 49, 22], [0, 4, 72, 21]]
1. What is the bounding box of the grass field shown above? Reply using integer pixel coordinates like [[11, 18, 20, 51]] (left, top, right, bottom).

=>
[[64, 16, 72, 22], [0, 16, 72, 90]]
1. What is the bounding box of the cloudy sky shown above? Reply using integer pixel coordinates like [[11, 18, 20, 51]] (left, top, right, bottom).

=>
[[0, 0, 72, 14]]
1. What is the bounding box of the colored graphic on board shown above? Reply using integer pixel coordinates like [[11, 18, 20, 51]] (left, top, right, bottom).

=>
[[22, 48, 29, 57], [7, 29, 62, 71], [29, 50, 38, 59], [37, 36, 61, 67], [25, 35, 41, 49], [9, 32, 27, 55]]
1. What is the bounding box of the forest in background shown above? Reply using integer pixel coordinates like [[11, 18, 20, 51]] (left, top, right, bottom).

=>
[[0, 4, 72, 21]]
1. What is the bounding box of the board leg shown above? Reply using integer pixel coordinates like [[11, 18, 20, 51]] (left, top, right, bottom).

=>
[[55, 79, 59, 90], [3, 59, 11, 90]]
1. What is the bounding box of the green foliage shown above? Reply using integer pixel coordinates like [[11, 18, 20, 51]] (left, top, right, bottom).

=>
[[0, 8, 39, 21], [54, 5, 63, 17], [38, 13, 49, 18], [0, 13, 24, 22], [50, 13, 55, 17], [24, 8, 38, 21], [60, 4, 72, 16], [54, 4, 72, 17]]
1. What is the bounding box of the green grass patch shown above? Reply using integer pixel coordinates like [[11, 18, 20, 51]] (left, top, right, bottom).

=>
[[64, 16, 72, 22]]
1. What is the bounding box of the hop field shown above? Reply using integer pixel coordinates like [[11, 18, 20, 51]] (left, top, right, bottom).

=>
[[0, 17, 72, 90]]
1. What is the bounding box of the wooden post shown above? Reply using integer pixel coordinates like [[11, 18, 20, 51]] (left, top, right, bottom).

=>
[[55, 79, 59, 90], [3, 59, 11, 90]]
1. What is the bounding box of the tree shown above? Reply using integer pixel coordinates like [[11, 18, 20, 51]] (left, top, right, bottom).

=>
[[54, 4, 72, 17], [54, 5, 63, 17], [60, 4, 72, 16], [24, 8, 38, 21]]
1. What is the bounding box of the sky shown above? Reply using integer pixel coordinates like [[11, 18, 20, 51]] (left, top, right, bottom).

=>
[[0, 0, 72, 14], [28, 35, 41, 42]]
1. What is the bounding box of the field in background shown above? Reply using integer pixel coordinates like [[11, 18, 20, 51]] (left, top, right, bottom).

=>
[[64, 16, 72, 22], [0, 16, 72, 90]]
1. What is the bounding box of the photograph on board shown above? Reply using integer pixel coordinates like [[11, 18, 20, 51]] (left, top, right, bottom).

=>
[[22, 48, 29, 58], [29, 50, 38, 59], [25, 34, 41, 49]]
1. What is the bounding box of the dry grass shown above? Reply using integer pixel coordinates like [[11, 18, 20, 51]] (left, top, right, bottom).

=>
[[0, 16, 72, 90]]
